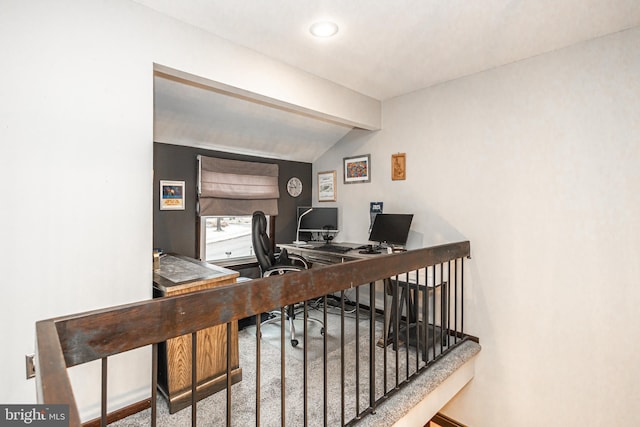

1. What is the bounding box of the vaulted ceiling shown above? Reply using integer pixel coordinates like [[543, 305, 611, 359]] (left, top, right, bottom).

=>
[[154, 74, 354, 162], [143, 0, 640, 161]]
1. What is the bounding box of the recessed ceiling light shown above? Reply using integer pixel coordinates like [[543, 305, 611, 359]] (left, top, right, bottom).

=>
[[309, 21, 339, 38]]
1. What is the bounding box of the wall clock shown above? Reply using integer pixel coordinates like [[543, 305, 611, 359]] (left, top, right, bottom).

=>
[[287, 177, 303, 197]]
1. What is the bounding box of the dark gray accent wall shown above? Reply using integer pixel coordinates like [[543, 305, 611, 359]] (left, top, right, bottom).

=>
[[153, 143, 312, 259]]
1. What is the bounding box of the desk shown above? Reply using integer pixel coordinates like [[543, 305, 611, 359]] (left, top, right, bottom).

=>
[[153, 254, 242, 414], [280, 243, 447, 356], [280, 242, 377, 265]]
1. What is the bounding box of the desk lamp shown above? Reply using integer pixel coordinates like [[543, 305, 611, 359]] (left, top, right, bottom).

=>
[[293, 208, 313, 244]]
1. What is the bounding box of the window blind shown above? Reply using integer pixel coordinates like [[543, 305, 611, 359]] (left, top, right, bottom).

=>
[[197, 155, 280, 216]]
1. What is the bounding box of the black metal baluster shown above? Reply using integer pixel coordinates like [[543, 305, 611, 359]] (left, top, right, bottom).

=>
[[413, 271, 420, 372], [101, 357, 107, 427], [423, 267, 429, 363], [281, 307, 286, 427], [191, 332, 197, 427], [442, 261, 451, 347], [355, 285, 360, 418], [303, 301, 308, 427], [394, 275, 399, 388], [438, 263, 447, 356], [323, 295, 328, 427], [256, 315, 261, 427], [432, 266, 437, 361], [404, 272, 410, 379], [460, 258, 464, 336], [446, 260, 455, 348], [369, 282, 376, 411], [151, 344, 157, 427], [454, 258, 458, 345], [340, 291, 345, 426], [383, 278, 388, 394], [226, 322, 232, 427]]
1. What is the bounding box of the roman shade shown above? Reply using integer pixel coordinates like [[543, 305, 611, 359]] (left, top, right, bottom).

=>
[[197, 155, 280, 216]]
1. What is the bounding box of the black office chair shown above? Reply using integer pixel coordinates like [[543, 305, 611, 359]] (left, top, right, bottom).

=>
[[251, 210, 323, 347]]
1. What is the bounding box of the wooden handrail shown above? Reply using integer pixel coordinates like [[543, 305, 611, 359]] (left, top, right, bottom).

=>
[[35, 241, 470, 426], [35, 320, 82, 426]]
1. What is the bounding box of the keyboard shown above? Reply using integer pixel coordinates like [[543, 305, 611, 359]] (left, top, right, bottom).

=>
[[312, 244, 353, 253]]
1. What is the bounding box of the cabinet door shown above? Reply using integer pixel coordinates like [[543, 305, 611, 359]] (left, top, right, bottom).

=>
[[166, 322, 239, 394]]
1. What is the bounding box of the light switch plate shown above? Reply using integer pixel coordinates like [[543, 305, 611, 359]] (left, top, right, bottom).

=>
[[25, 354, 35, 379]]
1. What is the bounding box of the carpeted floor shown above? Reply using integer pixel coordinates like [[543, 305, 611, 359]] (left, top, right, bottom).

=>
[[111, 302, 479, 426]]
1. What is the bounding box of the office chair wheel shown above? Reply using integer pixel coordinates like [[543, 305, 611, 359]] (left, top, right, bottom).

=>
[[291, 339, 299, 347], [320, 327, 325, 335]]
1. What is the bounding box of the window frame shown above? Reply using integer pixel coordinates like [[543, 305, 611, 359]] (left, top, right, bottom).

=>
[[198, 215, 270, 264]]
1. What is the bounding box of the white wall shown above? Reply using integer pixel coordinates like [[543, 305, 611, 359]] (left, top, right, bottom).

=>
[[314, 27, 640, 426], [1, 1, 155, 418], [0, 0, 378, 421]]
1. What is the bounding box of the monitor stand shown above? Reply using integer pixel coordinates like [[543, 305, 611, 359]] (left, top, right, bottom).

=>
[[359, 244, 381, 255], [322, 233, 334, 245]]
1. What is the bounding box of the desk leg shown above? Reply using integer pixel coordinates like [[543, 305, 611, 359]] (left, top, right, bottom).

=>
[[378, 278, 420, 350], [397, 281, 419, 351], [378, 278, 394, 348], [384, 277, 407, 351]]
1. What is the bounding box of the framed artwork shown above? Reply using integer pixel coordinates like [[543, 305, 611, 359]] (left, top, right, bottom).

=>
[[343, 154, 371, 184], [318, 170, 337, 202], [392, 153, 406, 180], [160, 180, 185, 210]]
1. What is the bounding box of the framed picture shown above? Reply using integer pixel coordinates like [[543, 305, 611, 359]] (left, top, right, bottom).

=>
[[318, 170, 337, 202], [343, 154, 371, 184], [392, 153, 406, 180], [160, 180, 185, 210]]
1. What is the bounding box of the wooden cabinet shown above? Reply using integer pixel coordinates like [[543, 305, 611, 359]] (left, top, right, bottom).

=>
[[153, 254, 242, 413]]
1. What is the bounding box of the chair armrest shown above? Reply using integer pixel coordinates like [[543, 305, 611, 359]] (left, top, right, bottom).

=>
[[274, 247, 310, 269], [263, 265, 305, 277], [287, 253, 309, 269]]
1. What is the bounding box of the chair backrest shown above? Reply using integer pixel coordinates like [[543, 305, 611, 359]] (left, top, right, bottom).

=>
[[252, 211, 274, 271]]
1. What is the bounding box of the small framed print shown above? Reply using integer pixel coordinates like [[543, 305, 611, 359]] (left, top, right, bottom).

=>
[[392, 153, 406, 180], [343, 154, 371, 184], [318, 170, 337, 202], [160, 180, 185, 210]]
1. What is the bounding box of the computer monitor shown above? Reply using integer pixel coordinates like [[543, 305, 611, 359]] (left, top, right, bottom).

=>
[[368, 213, 413, 247], [297, 206, 339, 232]]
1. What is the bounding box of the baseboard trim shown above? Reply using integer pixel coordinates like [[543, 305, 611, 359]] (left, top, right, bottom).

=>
[[82, 399, 150, 427]]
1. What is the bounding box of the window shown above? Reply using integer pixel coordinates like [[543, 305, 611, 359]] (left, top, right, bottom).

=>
[[197, 156, 278, 262], [201, 215, 267, 262]]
